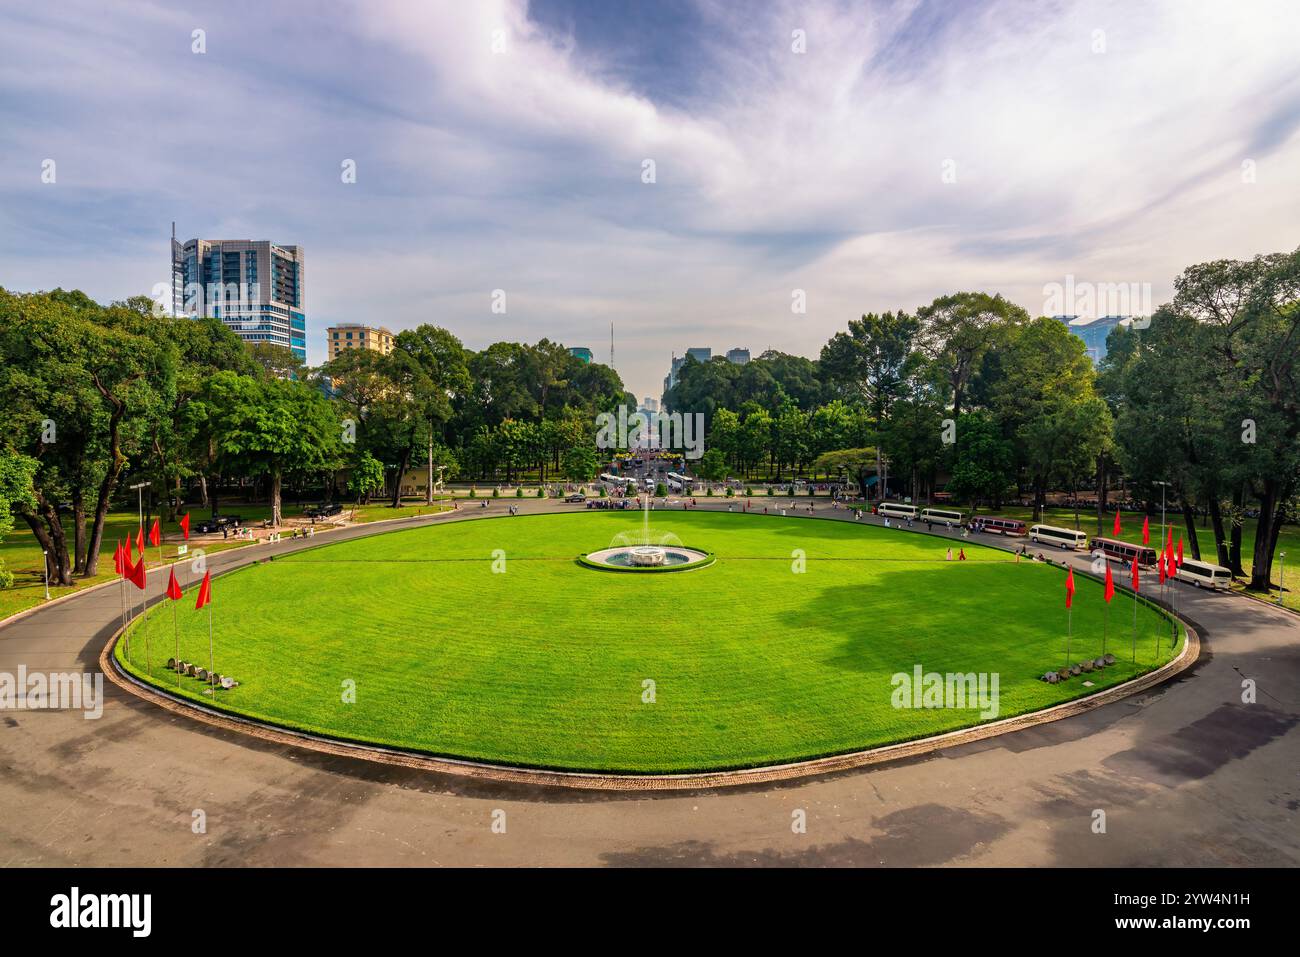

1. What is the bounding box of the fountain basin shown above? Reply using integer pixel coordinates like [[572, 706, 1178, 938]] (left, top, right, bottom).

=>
[[580, 545, 714, 572]]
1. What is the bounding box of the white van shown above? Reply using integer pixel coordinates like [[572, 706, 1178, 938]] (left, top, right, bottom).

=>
[[920, 507, 964, 528], [1175, 558, 1232, 590], [1030, 524, 1089, 550], [877, 502, 918, 520]]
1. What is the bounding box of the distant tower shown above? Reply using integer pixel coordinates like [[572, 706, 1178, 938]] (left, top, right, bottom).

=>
[[610, 322, 615, 370]]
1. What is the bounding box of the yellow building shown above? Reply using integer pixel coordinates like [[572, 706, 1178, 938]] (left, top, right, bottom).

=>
[[326, 323, 395, 360]]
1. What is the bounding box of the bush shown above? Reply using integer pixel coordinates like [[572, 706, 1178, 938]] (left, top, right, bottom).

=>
[[706, 487, 714, 497], [767, 486, 774, 496], [537, 487, 546, 498], [515, 487, 524, 497], [492, 487, 499, 498], [469, 488, 477, 498], [745, 487, 753, 496], [599, 486, 608, 498], [808, 486, 816, 496], [726, 487, 734, 497], [655, 482, 667, 497]]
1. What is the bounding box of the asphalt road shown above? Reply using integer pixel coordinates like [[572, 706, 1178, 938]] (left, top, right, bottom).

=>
[[1, 498, 1296, 866]]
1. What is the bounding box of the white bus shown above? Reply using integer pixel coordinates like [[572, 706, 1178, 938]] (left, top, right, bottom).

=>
[[877, 502, 918, 520], [666, 472, 693, 490], [1175, 558, 1232, 590], [599, 473, 637, 490], [920, 507, 964, 528], [666, 478, 683, 492], [1029, 524, 1089, 550]]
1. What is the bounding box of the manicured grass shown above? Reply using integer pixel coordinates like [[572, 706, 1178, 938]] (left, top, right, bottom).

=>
[[0, 500, 451, 621], [118, 511, 1179, 773]]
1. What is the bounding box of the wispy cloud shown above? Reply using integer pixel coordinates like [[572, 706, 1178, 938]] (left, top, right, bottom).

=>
[[1, 0, 1298, 399]]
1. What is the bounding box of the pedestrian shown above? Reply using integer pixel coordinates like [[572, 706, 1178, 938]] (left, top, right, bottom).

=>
[[959, 548, 966, 561], [946, 547, 953, 561], [926, 520, 932, 531]]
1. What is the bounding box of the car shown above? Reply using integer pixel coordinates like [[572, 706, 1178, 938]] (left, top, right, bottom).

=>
[[305, 503, 342, 518], [564, 493, 586, 503], [194, 514, 242, 534]]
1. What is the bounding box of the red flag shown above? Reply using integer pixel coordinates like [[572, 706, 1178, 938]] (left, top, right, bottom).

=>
[[136, 526, 144, 556], [1131, 560, 1140, 592], [1176, 537, 1183, 568], [1141, 516, 1150, 545], [180, 512, 191, 540], [1158, 554, 1166, 584], [125, 534, 134, 562], [113, 540, 124, 576], [149, 518, 160, 547], [1113, 509, 1121, 537], [1065, 567, 1075, 609], [195, 570, 212, 610], [1166, 527, 1173, 553], [1104, 563, 1115, 603], [127, 554, 147, 591], [166, 567, 183, 600]]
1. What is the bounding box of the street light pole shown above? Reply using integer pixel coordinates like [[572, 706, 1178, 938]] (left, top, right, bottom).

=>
[[1279, 551, 1287, 606], [42, 550, 49, 600]]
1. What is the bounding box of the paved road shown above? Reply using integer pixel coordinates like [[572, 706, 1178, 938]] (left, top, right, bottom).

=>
[[1, 499, 1296, 866]]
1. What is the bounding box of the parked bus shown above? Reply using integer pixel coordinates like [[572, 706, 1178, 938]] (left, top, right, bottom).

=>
[[666, 472, 693, 490], [919, 507, 964, 528], [1175, 558, 1232, 590], [972, 517, 1027, 537], [1029, 524, 1089, 550], [599, 473, 637, 490], [1091, 536, 1157, 567], [877, 502, 918, 520]]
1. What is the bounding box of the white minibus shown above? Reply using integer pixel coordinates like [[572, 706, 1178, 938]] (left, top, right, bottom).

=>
[[1175, 559, 1232, 590], [1029, 524, 1088, 550], [920, 507, 964, 528], [877, 502, 918, 520]]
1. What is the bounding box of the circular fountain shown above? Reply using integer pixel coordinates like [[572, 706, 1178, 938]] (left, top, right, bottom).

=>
[[579, 491, 714, 572]]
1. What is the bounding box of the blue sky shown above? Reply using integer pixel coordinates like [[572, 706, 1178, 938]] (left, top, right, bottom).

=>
[[2, 0, 1298, 400]]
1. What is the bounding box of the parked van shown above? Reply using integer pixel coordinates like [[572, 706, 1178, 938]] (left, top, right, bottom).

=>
[[877, 502, 918, 520], [919, 507, 964, 528], [1029, 524, 1088, 550], [1175, 558, 1232, 590]]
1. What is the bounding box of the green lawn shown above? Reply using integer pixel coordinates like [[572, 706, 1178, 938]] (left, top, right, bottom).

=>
[[117, 511, 1179, 774], [0, 500, 451, 621]]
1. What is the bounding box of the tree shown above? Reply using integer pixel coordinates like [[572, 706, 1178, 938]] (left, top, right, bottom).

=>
[[917, 292, 1028, 422], [695, 448, 728, 483], [945, 412, 1015, 510], [347, 449, 386, 507], [561, 445, 599, 483], [0, 452, 38, 588]]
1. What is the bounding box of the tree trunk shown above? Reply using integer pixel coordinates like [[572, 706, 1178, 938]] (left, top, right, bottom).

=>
[[198, 474, 209, 508], [391, 446, 413, 508], [84, 381, 129, 577], [426, 427, 435, 505], [1229, 484, 1246, 576], [1248, 480, 1290, 592], [1208, 496, 1230, 569], [270, 466, 283, 527], [71, 487, 87, 576], [1181, 499, 1201, 561], [26, 494, 73, 586], [1095, 453, 1107, 536]]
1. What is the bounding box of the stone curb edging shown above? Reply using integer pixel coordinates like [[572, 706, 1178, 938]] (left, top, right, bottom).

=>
[[101, 604, 1199, 792]]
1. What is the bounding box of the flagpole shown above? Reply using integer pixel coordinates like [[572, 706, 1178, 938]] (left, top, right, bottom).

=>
[[207, 603, 214, 696], [1064, 606, 1071, 670], [172, 596, 180, 689]]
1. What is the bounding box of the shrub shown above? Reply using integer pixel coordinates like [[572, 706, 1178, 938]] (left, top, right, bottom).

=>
[[537, 487, 546, 498], [706, 487, 714, 497], [767, 487, 774, 496], [469, 488, 477, 499], [516, 487, 524, 497], [655, 482, 667, 497], [726, 487, 735, 497], [599, 486, 608, 498], [492, 487, 499, 498]]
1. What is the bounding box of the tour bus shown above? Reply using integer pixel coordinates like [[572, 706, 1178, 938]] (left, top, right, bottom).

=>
[[972, 517, 1027, 536], [1091, 536, 1158, 567], [1029, 524, 1089, 550], [599, 473, 637, 490], [877, 502, 918, 520], [666, 478, 683, 492], [666, 472, 693, 490], [1175, 558, 1233, 590], [919, 507, 964, 528]]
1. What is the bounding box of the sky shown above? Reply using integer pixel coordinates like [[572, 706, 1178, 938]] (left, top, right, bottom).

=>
[[2, 0, 1299, 401]]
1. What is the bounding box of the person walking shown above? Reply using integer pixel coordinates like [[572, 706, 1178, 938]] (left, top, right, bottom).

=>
[[946, 547, 953, 561]]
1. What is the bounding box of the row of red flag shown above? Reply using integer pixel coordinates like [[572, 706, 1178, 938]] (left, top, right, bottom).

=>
[[1067, 512, 1187, 608], [112, 513, 209, 609]]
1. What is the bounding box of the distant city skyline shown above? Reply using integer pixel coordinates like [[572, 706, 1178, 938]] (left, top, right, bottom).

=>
[[3, 0, 1299, 400]]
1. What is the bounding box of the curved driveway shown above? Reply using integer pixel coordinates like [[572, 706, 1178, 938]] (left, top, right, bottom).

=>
[[1, 500, 1296, 866]]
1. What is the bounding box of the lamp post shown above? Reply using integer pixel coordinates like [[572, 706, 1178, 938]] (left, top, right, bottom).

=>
[[1279, 551, 1287, 606], [42, 550, 50, 601]]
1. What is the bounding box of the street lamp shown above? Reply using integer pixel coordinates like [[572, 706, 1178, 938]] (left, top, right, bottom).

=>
[[1153, 480, 1171, 548], [1279, 551, 1287, 606], [42, 549, 49, 600]]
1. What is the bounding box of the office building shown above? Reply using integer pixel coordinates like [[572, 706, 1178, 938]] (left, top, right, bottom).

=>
[[326, 324, 395, 361], [171, 235, 307, 362], [569, 346, 594, 363]]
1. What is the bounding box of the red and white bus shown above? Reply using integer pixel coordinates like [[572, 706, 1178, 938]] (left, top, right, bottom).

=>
[[972, 517, 1027, 536], [1091, 536, 1158, 567]]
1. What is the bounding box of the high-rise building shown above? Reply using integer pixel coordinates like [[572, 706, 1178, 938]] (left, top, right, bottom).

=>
[[172, 236, 307, 362], [726, 347, 751, 365], [685, 347, 712, 364], [326, 324, 395, 361], [568, 346, 594, 363], [1054, 315, 1129, 365]]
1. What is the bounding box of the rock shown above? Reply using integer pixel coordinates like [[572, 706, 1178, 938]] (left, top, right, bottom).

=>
[[1103, 653, 1117, 665], [1080, 660, 1094, 673], [1094, 657, 1108, 669], [221, 676, 236, 690], [1069, 664, 1082, 676]]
